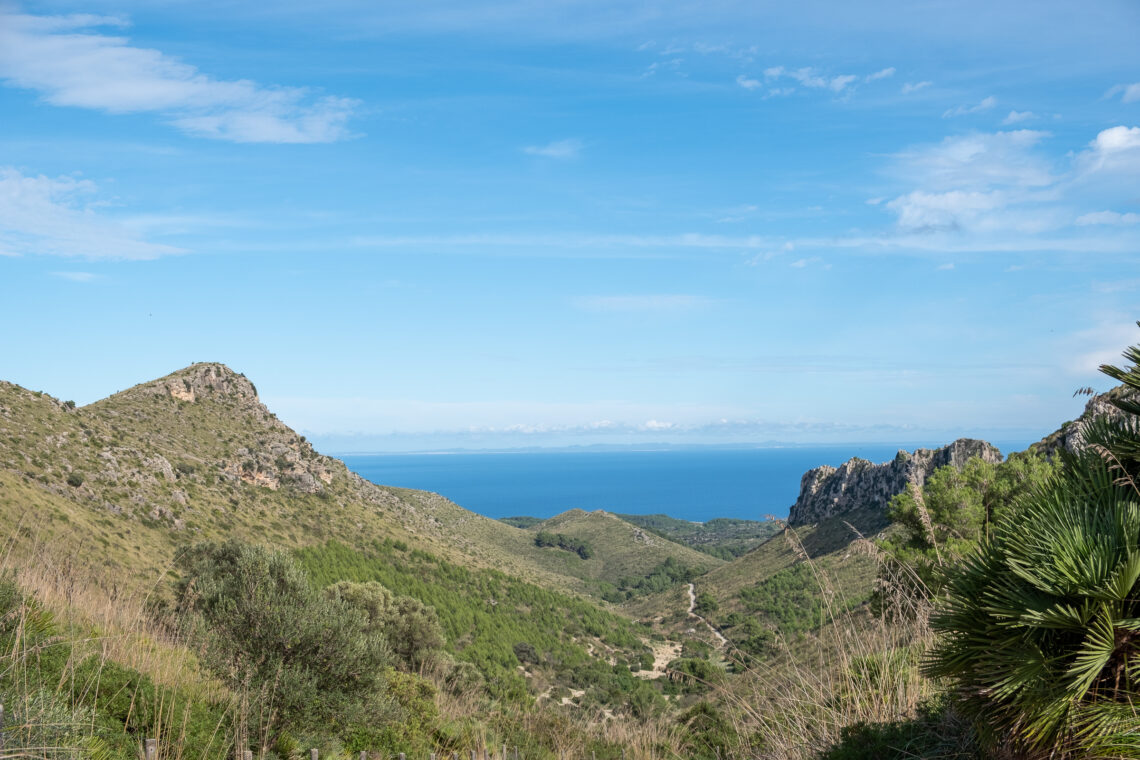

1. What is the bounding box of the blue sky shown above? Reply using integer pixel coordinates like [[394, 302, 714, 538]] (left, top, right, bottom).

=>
[[1, 0, 1139, 451]]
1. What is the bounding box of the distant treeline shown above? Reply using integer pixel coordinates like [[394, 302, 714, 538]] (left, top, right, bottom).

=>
[[534, 531, 594, 559], [598, 557, 699, 603]]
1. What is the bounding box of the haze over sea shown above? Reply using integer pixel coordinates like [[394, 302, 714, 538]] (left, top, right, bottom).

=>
[[341, 442, 1032, 522]]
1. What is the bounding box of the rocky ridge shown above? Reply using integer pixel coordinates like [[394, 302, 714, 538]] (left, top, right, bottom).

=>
[[1031, 387, 1135, 456], [787, 438, 1003, 526]]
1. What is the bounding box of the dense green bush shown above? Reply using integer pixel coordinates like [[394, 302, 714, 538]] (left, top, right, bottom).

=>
[[173, 540, 391, 747], [324, 580, 446, 674], [927, 340, 1140, 756], [534, 531, 594, 559]]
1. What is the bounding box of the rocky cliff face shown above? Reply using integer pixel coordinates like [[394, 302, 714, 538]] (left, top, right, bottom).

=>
[[1032, 388, 1134, 456], [787, 438, 1003, 526]]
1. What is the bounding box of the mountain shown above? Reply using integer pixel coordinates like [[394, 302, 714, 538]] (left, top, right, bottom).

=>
[[0, 363, 669, 704], [786, 438, 1003, 525]]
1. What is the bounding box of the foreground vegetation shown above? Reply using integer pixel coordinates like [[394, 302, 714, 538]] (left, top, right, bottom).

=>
[[3, 334, 1140, 758]]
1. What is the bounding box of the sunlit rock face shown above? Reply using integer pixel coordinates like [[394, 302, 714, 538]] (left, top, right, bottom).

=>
[[787, 438, 1003, 526]]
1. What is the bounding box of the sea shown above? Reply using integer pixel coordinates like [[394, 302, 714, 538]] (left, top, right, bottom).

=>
[[339, 442, 1031, 522]]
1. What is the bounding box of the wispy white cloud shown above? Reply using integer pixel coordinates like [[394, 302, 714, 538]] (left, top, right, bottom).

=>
[[748, 64, 874, 95], [1066, 321, 1140, 375], [522, 138, 583, 159], [50, 270, 100, 281], [0, 167, 185, 259], [1002, 110, 1035, 125], [346, 125, 1140, 262], [901, 81, 932, 94], [943, 95, 997, 118], [715, 203, 759, 222], [573, 294, 713, 312], [0, 11, 358, 143], [735, 74, 761, 90], [890, 129, 1054, 190], [886, 189, 1009, 232], [1076, 210, 1140, 226], [833, 125, 1140, 256], [1106, 82, 1140, 103]]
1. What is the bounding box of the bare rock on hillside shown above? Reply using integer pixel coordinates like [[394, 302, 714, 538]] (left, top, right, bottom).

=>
[[1032, 388, 1136, 456], [787, 438, 1003, 526]]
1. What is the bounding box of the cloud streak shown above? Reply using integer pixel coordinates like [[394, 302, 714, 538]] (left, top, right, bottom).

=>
[[943, 95, 997, 118], [1107, 82, 1140, 103], [522, 138, 584, 159], [0, 167, 185, 259], [0, 11, 358, 143]]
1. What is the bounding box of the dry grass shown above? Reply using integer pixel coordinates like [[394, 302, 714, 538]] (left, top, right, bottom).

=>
[[0, 519, 234, 760], [709, 524, 944, 760]]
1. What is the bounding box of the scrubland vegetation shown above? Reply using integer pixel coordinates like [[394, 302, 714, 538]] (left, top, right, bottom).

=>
[[3, 336, 1140, 758]]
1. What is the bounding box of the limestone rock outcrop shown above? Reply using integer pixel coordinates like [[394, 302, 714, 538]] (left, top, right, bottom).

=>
[[1031, 388, 1136, 456], [787, 438, 1003, 526]]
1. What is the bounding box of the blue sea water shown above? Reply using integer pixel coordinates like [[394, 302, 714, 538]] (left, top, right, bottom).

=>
[[339, 443, 1030, 522]]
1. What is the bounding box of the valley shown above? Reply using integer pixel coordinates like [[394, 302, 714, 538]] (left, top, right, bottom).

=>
[[1, 360, 1133, 759]]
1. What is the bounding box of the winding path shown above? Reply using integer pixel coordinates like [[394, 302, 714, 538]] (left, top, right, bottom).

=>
[[687, 583, 728, 647]]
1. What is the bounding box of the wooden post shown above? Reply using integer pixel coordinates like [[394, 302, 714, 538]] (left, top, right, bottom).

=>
[[243, 751, 252, 760], [470, 751, 476, 760], [514, 747, 519, 760], [144, 738, 157, 760], [399, 754, 406, 760], [501, 745, 506, 760], [484, 750, 490, 760], [451, 753, 458, 760], [310, 749, 318, 760], [0, 703, 4, 750], [360, 752, 367, 760]]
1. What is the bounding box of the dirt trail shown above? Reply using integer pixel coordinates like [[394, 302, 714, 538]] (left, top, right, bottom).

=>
[[687, 582, 728, 647], [635, 638, 683, 679]]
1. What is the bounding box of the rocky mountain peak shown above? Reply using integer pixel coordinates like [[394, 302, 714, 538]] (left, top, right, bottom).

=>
[[786, 438, 1003, 526], [105, 362, 260, 406], [155, 362, 259, 404]]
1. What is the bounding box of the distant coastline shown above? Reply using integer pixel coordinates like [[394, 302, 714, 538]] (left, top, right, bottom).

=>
[[340, 440, 1036, 522], [328, 438, 1037, 458]]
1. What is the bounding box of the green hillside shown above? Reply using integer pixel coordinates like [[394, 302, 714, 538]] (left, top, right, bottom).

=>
[[0, 363, 694, 601], [527, 509, 724, 588], [0, 366, 663, 702], [615, 513, 782, 559]]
